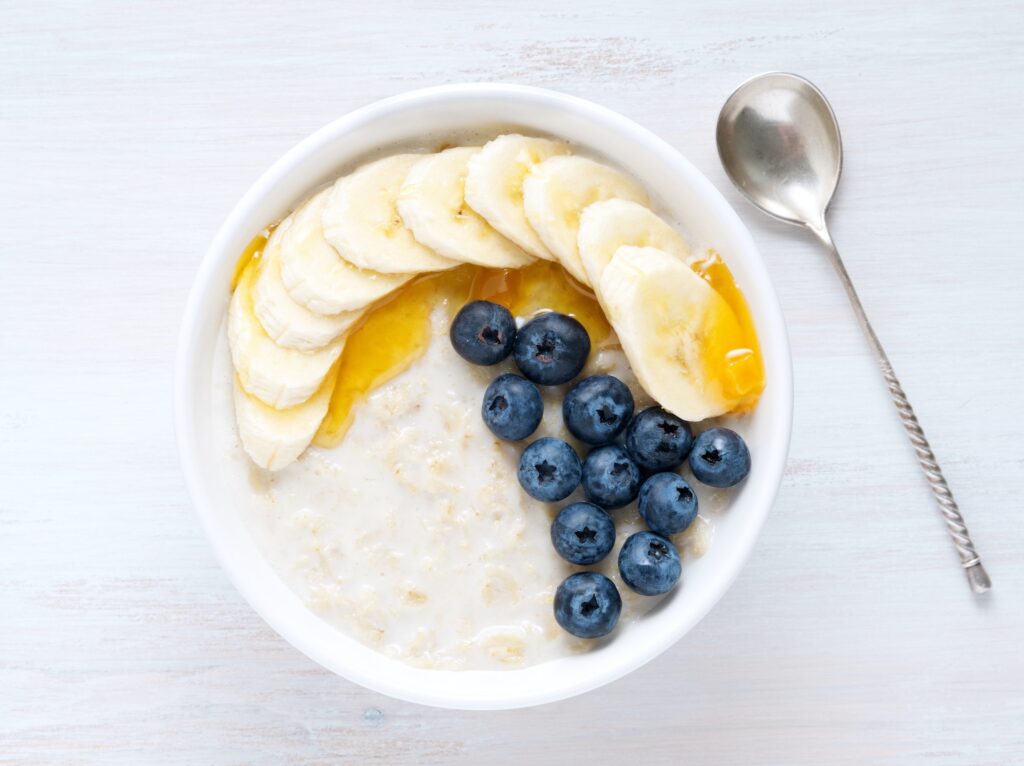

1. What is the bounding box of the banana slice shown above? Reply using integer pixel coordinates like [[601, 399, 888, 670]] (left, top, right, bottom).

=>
[[397, 147, 534, 268], [253, 218, 363, 351], [464, 134, 571, 260], [229, 264, 344, 408], [599, 246, 746, 421], [279, 190, 413, 316], [233, 374, 333, 471], [577, 199, 691, 286], [522, 155, 649, 286], [322, 155, 459, 274]]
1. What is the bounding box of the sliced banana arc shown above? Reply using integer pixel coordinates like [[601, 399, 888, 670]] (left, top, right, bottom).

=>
[[577, 199, 691, 287], [226, 135, 750, 472], [253, 219, 364, 352], [233, 375, 333, 471], [229, 265, 344, 409], [522, 155, 649, 286], [397, 146, 534, 268], [599, 245, 744, 422], [464, 134, 571, 261], [279, 190, 413, 316], [322, 154, 460, 274]]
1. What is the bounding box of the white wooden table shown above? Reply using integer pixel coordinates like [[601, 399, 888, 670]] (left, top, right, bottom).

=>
[[3, 2, 1022, 763]]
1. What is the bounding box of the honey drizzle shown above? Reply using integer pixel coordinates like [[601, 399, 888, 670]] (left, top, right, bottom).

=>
[[312, 261, 611, 447], [689, 249, 765, 412], [468, 259, 612, 345], [313, 267, 476, 448], [230, 226, 276, 290]]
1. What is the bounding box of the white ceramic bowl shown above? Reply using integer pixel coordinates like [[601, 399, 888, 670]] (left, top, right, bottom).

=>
[[176, 83, 792, 710]]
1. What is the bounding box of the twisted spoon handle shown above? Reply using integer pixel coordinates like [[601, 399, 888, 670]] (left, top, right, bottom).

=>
[[810, 224, 991, 593]]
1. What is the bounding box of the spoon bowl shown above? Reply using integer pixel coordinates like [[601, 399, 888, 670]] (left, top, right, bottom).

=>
[[717, 72, 842, 231]]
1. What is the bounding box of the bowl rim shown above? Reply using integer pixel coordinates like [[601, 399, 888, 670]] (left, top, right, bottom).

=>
[[175, 82, 793, 709]]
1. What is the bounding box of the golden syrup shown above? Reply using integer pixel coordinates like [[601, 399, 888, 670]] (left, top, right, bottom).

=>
[[313, 267, 477, 448], [230, 226, 276, 290], [689, 250, 765, 412], [469, 259, 612, 345], [313, 260, 609, 447]]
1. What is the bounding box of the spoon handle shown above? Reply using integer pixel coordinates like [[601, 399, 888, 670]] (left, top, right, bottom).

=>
[[810, 225, 991, 593]]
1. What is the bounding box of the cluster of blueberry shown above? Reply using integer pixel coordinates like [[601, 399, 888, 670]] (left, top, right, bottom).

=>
[[449, 300, 751, 641]]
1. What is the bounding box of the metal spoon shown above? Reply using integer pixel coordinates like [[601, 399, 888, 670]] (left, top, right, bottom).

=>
[[716, 72, 991, 594]]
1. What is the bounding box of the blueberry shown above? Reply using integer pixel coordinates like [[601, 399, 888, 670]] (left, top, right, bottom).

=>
[[562, 375, 635, 445], [449, 300, 516, 365], [513, 312, 590, 385], [550, 502, 616, 565], [618, 531, 682, 596], [624, 406, 694, 472], [689, 427, 751, 488], [553, 572, 622, 639], [638, 473, 698, 536], [517, 437, 582, 502], [482, 374, 543, 441], [581, 445, 641, 510]]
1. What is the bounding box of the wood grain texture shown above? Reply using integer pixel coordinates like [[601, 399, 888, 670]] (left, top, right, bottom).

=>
[[2, 1, 1022, 763]]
